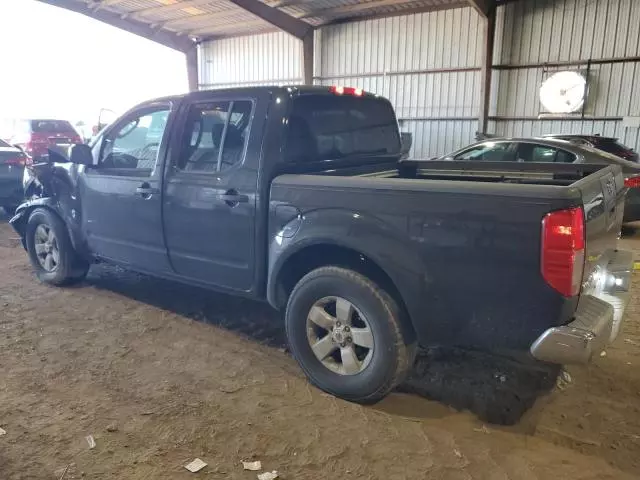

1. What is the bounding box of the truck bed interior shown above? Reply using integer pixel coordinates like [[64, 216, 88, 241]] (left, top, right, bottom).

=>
[[389, 160, 609, 187]]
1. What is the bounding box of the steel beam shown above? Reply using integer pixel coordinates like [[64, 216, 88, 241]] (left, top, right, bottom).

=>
[[36, 0, 193, 52], [186, 46, 199, 92], [298, 0, 421, 19], [188, 19, 267, 36], [302, 30, 314, 85], [478, 7, 496, 134], [225, 0, 311, 39], [467, 0, 493, 17]]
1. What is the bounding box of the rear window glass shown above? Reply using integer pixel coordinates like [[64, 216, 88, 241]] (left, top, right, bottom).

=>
[[30, 120, 76, 134], [285, 95, 400, 163], [597, 138, 631, 152]]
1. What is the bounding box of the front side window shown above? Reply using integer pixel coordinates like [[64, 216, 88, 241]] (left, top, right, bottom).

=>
[[177, 100, 252, 173], [454, 142, 513, 161], [99, 108, 169, 173]]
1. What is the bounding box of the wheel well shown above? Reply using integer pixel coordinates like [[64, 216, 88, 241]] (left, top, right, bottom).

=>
[[274, 244, 416, 341]]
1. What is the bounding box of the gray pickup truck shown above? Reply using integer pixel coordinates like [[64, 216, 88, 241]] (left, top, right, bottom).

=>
[[11, 86, 633, 404]]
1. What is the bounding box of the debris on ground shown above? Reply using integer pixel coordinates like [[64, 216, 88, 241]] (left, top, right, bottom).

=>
[[57, 464, 71, 480], [86, 435, 96, 449], [600, 351, 607, 357], [242, 460, 262, 471], [0, 427, 6, 436], [556, 370, 573, 390], [106, 424, 118, 432], [257, 471, 279, 480], [184, 458, 207, 473], [473, 425, 490, 434]]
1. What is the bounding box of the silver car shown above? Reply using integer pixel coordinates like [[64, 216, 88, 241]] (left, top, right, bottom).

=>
[[438, 137, 640, 223]]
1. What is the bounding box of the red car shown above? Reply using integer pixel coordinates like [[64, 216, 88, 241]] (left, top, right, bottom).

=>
[[7, 119, 83, 161]]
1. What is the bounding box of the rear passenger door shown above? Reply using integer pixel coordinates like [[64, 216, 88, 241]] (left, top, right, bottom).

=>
[[162, 94, 267, 292], [513, 143, 577, 163]]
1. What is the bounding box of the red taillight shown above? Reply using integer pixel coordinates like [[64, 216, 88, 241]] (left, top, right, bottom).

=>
[[624, 176, 640, 188], [329, 86, 364, 96], [541, 207, 585, 297]]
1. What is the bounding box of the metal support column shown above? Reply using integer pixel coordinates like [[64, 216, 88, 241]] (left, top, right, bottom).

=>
[[186, 46, 199, 92], [302, 31, 314, 85], [478, 8, 496, 135]]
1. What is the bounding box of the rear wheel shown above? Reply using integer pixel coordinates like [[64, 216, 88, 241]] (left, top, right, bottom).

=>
[[285, 266, 416, 404], [25, 208, 89, 286]]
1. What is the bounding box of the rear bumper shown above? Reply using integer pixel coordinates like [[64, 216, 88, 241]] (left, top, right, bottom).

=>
[[530, 249, 632, 364]]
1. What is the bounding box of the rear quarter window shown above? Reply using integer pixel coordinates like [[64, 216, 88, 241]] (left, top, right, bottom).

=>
[[285, 95, 400, 163]]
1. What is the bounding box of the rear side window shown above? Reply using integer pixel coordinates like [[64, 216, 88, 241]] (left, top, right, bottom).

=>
[[285, 95, 400, 163], [0, 139, 10, 148], [30, 120, 76, 134], [516, 143, 576, 163], [177, 100, 252, 173]]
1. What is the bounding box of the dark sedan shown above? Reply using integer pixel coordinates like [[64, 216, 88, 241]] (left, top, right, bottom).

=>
[[0, 139, 29, 214], [437, 137, 640, 223]]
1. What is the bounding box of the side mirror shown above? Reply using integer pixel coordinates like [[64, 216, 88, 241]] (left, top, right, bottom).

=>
[[69, 144, 94, 165]]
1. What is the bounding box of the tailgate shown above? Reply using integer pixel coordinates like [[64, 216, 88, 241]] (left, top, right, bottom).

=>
[[577, 165, 625, 283]]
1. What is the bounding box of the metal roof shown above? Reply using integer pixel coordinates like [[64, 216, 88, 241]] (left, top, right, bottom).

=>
[[44, 0, 477, 46]]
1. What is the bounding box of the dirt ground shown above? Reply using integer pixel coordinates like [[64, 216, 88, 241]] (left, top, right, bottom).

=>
[[1, 214, 640, 480]]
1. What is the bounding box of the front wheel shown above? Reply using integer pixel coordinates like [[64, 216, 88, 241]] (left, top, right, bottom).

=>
[[25, 208, 89, 286], [285, 266, 416, 404]]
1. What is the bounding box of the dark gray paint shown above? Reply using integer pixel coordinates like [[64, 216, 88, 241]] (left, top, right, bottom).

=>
[[9, 87, 626, 358]]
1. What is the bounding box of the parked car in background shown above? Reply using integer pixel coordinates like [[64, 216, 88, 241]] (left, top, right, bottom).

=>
[[9, 87, 633, 405], [6, 119, 82, 161], [0, 138, 29, 214], [437, 137, 640, 222], [542, 134, 638, 162]]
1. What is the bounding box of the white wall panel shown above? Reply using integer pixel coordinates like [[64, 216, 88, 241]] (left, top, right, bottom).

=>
[[198, 31, 302, 89], [316, 7, 483, 158], [199, 7, 483, 159], [491, 0, 640, 152]]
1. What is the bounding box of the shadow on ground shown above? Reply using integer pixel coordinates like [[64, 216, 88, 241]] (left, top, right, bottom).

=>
[[1, 211, 559, 426], [83, 262, 559, 426]]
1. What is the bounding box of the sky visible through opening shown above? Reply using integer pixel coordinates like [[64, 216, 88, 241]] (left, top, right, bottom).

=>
[[0, 0, 188, 125]]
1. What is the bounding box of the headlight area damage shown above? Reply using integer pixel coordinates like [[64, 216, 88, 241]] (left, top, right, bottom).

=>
[[10, 154, 85, 254]]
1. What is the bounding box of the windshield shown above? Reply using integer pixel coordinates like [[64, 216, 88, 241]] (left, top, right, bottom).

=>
[[285, 94, 400, 163], [30, 119, 76, 134]]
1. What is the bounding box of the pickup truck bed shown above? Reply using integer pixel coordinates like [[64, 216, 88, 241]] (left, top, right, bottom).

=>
[[11, 86, 633, 405], [269, 160, 629, 361]]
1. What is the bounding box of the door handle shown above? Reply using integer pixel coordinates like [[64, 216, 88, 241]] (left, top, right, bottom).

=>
[[218, 189, 249, 206]]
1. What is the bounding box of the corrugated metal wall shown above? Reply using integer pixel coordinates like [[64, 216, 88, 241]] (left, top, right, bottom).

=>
[[198, 0, 640, 158], [198, 31, 303, 89], [315, 9, 482, 158], [489, 0, 640, 151], [198, 7, 483, 159]]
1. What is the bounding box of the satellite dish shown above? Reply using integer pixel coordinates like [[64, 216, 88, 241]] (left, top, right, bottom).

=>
[[539, 71, 587, 114]]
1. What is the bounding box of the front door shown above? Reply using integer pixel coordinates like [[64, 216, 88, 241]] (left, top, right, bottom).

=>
[[163, 97, 261, 292], [78, 102, 173, 274]]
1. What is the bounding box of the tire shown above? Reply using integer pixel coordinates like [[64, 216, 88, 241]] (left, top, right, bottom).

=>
[[25, 208, 90, 286], [285, 266, 416, 404]]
